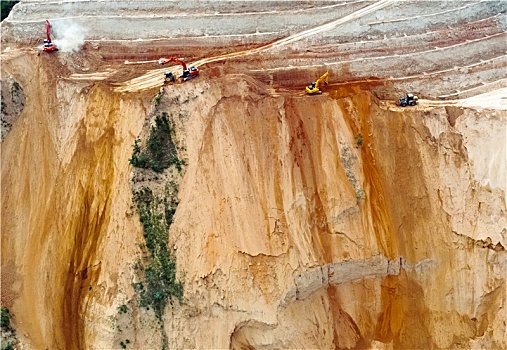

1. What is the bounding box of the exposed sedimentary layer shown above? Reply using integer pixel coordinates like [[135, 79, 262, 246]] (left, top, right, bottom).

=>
[[1, 1, 506, 349]]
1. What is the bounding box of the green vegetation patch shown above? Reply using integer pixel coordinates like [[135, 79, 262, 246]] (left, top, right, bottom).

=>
[[128, 108, 186, 348], [355, 133, 363, 147], [117, 304, 128, 315], [120, 339, 131, 349], [129, 112, 184, 173], [1, 307, 11, 332], [1, 1, 19, 21], [132, 184, 183, 319], [1, 307, 17, 350]]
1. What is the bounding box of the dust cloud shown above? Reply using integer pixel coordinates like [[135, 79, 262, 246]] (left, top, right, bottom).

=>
[[52, 20, 87, 53]]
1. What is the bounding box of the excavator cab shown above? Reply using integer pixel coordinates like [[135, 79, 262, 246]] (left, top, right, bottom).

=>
[[43, 42, 57, 52], [180, 66, 199, 81], [306, 82, 321, 95], [43, 40, 57, 52]]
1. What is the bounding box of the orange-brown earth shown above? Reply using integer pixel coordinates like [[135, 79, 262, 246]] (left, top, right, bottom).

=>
[[1, 1, 506, 349]]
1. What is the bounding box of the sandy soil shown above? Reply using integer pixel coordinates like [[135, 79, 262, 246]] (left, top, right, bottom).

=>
[[1, 1, 506, 349]]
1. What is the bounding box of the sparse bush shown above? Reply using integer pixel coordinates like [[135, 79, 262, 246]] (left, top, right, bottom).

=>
[[356, 133, 363, 147], [10, 81, 20, 95], [117, 304, 128, 314], [1, 307, 17, 350], [154, 91, 162, 106], [1, 307, 11, 331], [356, 189, 365, 201], [340, 143, 358, 189], [119, 338, 131, 349], [164, 181, 179, 227]]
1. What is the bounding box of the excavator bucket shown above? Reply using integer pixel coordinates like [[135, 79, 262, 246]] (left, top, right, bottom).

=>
[[319, 72, 329, 85]]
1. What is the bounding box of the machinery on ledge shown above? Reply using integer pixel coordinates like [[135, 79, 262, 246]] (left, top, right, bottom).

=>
[[164, 70, 175, 84], [399, 93, 419, 107], [43, 20, 57, 52], [159, 57, 199, 82], [306, 72, 329, 95]]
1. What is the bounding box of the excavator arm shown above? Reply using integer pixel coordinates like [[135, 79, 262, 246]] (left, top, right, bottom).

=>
[[316, 72, 329, 89], [46, 20, 52, 42], [158, 57, 187, 70]]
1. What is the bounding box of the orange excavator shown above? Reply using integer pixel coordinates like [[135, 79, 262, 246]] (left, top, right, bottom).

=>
[[158, 57, 199, 82], [43, 20, 57, 52]]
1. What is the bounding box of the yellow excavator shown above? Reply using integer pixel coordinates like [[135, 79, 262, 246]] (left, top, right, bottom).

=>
[[306, 72, 329, 95]]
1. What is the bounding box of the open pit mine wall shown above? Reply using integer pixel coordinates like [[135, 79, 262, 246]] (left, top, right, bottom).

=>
[[1, 53, 151, 349], [2, 50, 506, 349], [1, 0, 366, 43], [3, 0, 506, 100], [166, 79, 506, 349]]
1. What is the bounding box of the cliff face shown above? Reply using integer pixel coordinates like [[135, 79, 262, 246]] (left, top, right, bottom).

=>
[[1, 1, 506, 349], [1, 53, 150, 349], [162, 77, 506, 349], [1, 51, 506, 349]]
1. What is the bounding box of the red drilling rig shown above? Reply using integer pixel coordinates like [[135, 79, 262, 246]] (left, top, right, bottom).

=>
[[43, 20, 57, 52]]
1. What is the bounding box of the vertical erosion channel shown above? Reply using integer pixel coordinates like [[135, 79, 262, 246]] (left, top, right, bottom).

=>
[[334, 88, 397, 259], [59, 85, 119, 349]]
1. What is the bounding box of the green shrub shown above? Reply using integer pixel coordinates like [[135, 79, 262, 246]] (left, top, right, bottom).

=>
[[117, 304, 128, 314], [154, 91, 162, 106], [356, 188, 365, 201], [163, 181, 179, 227], [1, 307, 16, 350], [119, 339, 131, 349]]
